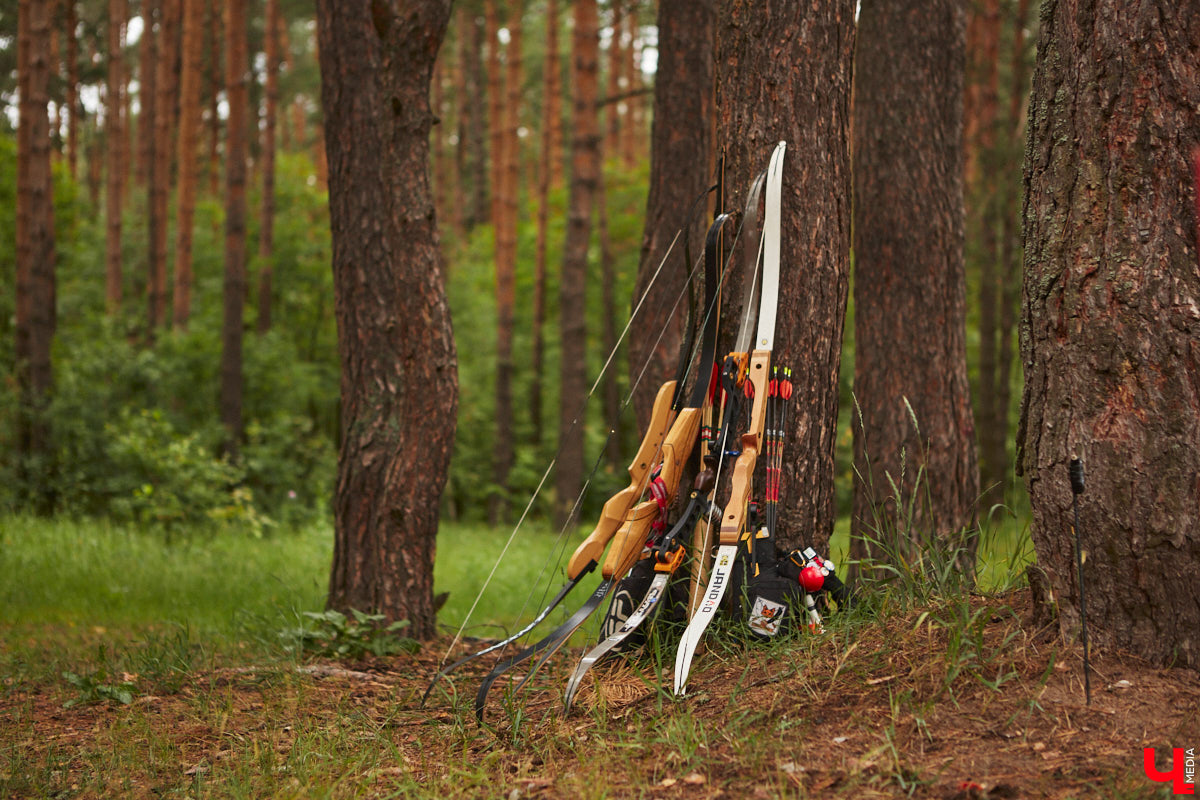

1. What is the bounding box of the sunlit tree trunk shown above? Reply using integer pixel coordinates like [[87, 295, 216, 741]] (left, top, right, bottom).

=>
[[318, 0, 457, 638], [16, 0, 58, 512], [850, 0, 978, 576], [554, 0, 600, 529], [220, 0, 249, 455], [1018, 0, 1200, 671]]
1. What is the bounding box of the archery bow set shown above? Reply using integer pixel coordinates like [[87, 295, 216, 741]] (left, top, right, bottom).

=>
[[426, 143, 850, 720]]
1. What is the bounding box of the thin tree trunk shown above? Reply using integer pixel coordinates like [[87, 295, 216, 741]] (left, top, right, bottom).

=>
[[529, 0, 560, 441], [206, 0, 221, 197], [461, 8, 488, 229], [318, 0, 457, 639], [256, 0, 280, 335], [488, 0, 523, 525], [220, 0, 249, 455], [620, 1, 640, 169], [16, 0, 58, 513], [628, 0, 712, 429], [149, 0, 179, 334], [104, 0, 125, 313], [554, 0, 600, 530], [597, 166, 621, 470], [715, 0, 855, 556], [850, 0, 978, 576], [604, 0, 622, 160], [172, 0, 203, 329], [1018, 0, 1200, 671], [484, 0, 502, 231], [65, 0, 78, 180], [137, 1, 156, 187]]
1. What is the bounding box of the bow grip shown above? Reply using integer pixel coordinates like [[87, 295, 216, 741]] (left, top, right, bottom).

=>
[[601, 500, 661, 579], [566, 381, 676, 579]]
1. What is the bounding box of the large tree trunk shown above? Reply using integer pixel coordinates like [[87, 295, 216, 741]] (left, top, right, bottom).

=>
[[104, 0, 126, 313], [16, 0, 58, 513], [220, 0, 249, 455], [554, 0, 600, 530], [627, 0, 713, 429], [1018, 0, 1200, 671], [529, 0, 561, 441], [714, 0, 855, 556], [172, 0, 203, 328], [256, 0, 281, 335], [850, 0, 978, 575], [317, 0, 457, 639]]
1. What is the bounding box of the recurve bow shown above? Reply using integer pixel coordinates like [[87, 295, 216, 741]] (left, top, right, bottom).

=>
[[473, 211, 735, 721], [674, 141, 786, 696]]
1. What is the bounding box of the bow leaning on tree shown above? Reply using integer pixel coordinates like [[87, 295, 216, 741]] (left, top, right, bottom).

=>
[[421, 185, 717, 706], [472, 210, 737, 721], [674, 141, 787, 696], [561, 166, 774, 712]]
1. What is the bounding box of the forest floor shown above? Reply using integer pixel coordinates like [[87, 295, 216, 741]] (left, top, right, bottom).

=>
[[3, 591, 1197, 799]]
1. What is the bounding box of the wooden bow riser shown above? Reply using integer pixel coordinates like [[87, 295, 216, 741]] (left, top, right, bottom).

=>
[[566, 379, 677, 578], [717, 349, 772, 546], [599, 404, 704, 578]]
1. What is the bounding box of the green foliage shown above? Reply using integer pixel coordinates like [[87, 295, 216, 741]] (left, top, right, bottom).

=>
[[282, 609, 420, 660], [61, 665, 136, 708]]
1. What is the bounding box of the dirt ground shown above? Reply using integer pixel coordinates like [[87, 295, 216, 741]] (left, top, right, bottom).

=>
[[3, 592, 1198, 799]]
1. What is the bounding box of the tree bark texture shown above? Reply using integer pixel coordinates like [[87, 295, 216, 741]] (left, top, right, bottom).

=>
[[554, 0, 600, 530], [627, 0, 713, 430], [16, 0, 58, 512], [529, 0, 561, 442], [104, 0, 125, 312], [851, 0, 979, 573], [257, 0, 281, 335], [713, 0, 855, 556], [150, 0, 179, 333], [220, 0, 249, 454], [173, 0, 204, 328], [488, 0, 522, 525], [1018, 0, 1200, 670], [317, 0, 457, 639]]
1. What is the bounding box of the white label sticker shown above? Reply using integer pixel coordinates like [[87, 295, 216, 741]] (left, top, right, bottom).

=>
[[748, 596, 787, 637]]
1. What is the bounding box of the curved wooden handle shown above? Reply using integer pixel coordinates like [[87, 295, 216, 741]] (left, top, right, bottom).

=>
[[566, 381, 676, 579], [601, 500, 660, 578]]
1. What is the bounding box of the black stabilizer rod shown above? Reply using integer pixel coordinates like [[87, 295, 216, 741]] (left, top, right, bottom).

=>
[[1069, 457, 1091, 705]]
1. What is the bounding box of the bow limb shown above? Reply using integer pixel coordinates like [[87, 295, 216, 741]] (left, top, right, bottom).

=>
[[566, 379, 677, 578]]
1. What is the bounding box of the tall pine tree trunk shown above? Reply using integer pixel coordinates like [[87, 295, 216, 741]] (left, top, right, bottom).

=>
[[206, 0, 221, 197], [318, 0, 457, 639], [460, 7, 488, 230], [529, 0, 561, 441], [256, 0, 280, 335], [850, 0, 978, 575], [1018, 0, 1200, 671], [628, 0, 712, 428], [65, 0, 78, 181], [137, 1, 156, 188], [714, 0, 855, 556], [172, 0, 203, 328], [554, 0, 600, 530], [149, 0, 179, 334], [220, 0, 249, 455], [104, 0, 125, 312], [488, 0, 523, 525], [16, 0, 58, 512]]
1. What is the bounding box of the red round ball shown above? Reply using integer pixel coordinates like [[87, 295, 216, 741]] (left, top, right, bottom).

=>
[[799, 565, 825, 592]]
